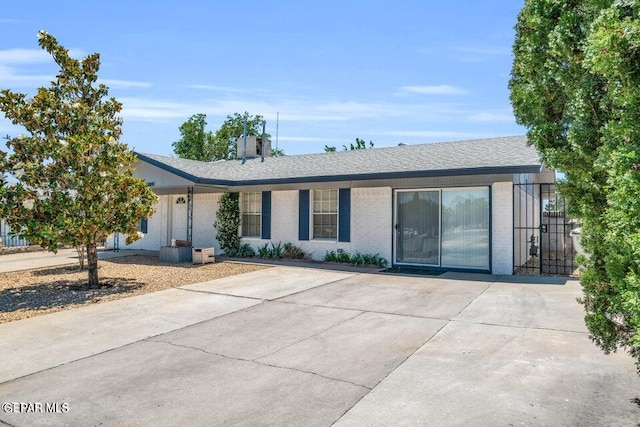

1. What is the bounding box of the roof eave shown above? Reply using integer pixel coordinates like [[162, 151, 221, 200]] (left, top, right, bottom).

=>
[[135, 152, 542, 188], [225, 164, 543, 187]]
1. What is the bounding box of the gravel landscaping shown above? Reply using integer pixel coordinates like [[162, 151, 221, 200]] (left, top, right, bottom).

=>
[[0, 255, 268, 324]]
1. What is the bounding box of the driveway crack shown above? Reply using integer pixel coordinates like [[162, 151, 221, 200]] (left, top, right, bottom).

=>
[[253, 310, 364, 361], [145, 338, 370, 391]]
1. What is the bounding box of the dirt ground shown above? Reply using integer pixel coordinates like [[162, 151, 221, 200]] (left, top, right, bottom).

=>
[[0, 255, 268, 324]]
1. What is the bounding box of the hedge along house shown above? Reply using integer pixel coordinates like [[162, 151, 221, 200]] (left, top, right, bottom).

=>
[[110, 135, 560, 275]]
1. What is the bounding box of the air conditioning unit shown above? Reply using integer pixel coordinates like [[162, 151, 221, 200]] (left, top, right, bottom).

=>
[[236, 136, 271, 159]]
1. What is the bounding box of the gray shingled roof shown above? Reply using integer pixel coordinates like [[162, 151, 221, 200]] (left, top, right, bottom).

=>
[[136, 135, 541, 186]]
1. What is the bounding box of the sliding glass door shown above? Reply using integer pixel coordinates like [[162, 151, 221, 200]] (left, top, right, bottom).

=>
[[441, 188, 490, 269], [396, 191, 440, 265], [394, 187, 490, 270]]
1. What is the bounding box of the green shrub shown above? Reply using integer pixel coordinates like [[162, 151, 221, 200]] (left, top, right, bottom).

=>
[[214, 192, 240, 255], [325, 250, 387, 267], [228, 243, 255, 258], [257, 243, 270, 258], [283, 242, 305, 259]]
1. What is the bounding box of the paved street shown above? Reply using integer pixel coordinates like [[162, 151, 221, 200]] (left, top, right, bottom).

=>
[[1, 266, 638, 426]]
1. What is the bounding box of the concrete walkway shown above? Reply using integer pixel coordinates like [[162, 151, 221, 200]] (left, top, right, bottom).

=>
[[1, 266, 639, 426], [0, 248, 155, 273]]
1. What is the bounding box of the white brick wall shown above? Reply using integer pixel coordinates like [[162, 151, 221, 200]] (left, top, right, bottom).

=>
[[267, 188, 392, 261], [106, 196, 166, 250], [351, 187, 392, 262], [192, 193, 221, 252], [492, 181, 514, 275]]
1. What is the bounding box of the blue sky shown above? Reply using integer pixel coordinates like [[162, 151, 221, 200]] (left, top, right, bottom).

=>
[[0, 1, 525, 156]]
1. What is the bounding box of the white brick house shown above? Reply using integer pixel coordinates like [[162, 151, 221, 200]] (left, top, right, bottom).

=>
[[111, 136, 556, 275]]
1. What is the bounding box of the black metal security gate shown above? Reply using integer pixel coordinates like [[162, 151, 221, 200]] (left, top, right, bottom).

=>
[[513, 183, 577, 275]]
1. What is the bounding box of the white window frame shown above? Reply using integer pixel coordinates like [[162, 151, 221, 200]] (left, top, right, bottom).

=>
[[312, 189, 338, 240], [241, 192, 261, 238]]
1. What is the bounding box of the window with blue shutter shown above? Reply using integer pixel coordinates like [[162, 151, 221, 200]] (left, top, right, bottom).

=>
[[261, 191, 271, 239], [338, 188, 350, 242], [299, 190, 310, 240]]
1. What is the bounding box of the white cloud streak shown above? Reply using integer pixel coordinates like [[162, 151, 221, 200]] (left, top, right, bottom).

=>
[[371, 130, 489, 140], [101, 79, 152, 88], [401, 85, 468, 95], [118, 96, 468, 123], [467, 111, 514, 122], [0, 48, 85, 65]]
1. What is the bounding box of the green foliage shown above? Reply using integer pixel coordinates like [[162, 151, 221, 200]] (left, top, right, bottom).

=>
[[212, 112, 268, 161], [323, 250, 386, 267], [214, 192, 240, 254], [172, 113, 216, 161], [325, 137, 374, 153], [343, 137, 374, 151], [173, 112, 273, 161], [257, 242, 270, 258], [228, 243, 255, 258], [271, 147, 286, 157], [510, 0, 640, 371], [283, 242, 305, 259], [257, 241, 304, 259], [0, 31, 156, 287], [269, 241, 283, 259]]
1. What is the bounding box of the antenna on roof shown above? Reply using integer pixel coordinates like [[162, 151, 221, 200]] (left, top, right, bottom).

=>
[[242, 114, 247, 164], [261, 120, 266, 163], [275, 112, 279, 151]]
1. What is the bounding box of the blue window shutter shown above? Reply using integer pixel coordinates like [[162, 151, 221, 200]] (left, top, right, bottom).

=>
[[261, 191, 271, 239], [299, 190, 310, 241], [338, 188, 351, 242], [140, 218, 148, 234]]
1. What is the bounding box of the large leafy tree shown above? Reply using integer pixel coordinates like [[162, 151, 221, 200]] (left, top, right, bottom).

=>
[[0, 31, 156, 288], [173, 112, 273, 161], [171, 113, 215, 161], [510, 0, 640, 371], [212, 112, 268, 160]]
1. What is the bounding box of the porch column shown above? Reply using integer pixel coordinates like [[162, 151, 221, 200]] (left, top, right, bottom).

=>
[[492, 182, 514, 275]]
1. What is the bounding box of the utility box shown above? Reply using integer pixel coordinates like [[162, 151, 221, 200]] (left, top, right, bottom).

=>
[[236, 136, 271, 159], [159, 246, 192, 263], [192, 247, 215, 265]]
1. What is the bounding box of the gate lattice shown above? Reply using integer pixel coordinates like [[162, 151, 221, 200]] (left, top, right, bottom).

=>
[[513, 183, 578, 275]]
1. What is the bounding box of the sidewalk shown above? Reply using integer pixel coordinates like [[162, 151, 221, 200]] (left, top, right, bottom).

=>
[[0, 248, 156, 273]]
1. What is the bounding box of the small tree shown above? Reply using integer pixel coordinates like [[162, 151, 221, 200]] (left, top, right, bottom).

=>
[[214, 192, 240, 255], [325, 137, 374, 152], [0, 31, 156, 288]]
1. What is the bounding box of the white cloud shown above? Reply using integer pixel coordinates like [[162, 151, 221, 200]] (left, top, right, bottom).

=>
[[276, 136, 334, 142], [0, 49, 50, 64], [101, 79, 152, 89], [0, 48, 85, 65], [454, 46, 511, 56], [468, 111, 514, 122], [0, 65, 52, 85], [372, 130, 489, 140], [186, 84, 249, 93], [401, 85, 468, 95], [450, 45, 512, 63]]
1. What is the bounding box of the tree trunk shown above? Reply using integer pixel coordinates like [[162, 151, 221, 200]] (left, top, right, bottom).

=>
[[87, 242, 99, 288], [75, 245, 86, 270]]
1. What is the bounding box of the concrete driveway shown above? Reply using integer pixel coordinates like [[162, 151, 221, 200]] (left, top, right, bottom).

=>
[[1, 266, 638, 426]]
